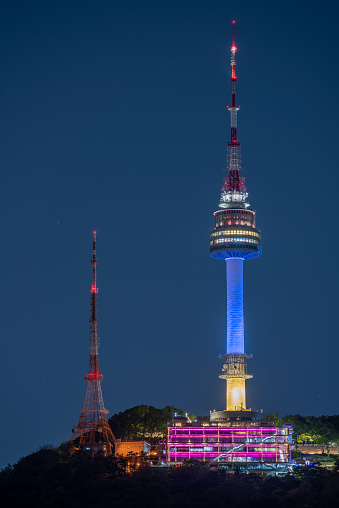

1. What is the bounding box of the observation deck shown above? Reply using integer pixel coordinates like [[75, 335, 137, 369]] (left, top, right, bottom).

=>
[[210, 208, 261, 260]]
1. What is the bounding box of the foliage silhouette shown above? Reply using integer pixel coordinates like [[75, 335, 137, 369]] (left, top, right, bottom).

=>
[[3, 444, 339, 508], [108, 405, 195, 441]]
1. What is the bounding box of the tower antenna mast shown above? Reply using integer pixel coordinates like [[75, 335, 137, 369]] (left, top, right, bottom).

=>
[[71, 232, 115, 455], [221, 20, 247, 204]]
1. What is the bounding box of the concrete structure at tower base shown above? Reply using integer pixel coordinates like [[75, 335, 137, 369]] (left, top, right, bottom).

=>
[[210, 409, 262, 422]]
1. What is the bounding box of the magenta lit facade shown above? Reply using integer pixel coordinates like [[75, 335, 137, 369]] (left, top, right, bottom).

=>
[[167, 419, 291, 471]]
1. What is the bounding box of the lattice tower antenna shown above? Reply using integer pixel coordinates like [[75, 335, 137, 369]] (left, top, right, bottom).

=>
[[71, 232, 115, 455]]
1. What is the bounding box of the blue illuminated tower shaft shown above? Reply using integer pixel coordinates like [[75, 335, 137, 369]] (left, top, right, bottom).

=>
[[226, 258, 244, 354], [222, 258, 252, 411]]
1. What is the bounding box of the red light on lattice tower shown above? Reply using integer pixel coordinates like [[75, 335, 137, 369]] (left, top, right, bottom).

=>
[[71, 232, 115, 456], [231, 20, 236, 49]]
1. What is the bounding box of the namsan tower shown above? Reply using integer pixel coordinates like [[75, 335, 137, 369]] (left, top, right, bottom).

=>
[[71, 232, 115, 455], [209, 21, 261, 419], [166, 24, 293, 471]]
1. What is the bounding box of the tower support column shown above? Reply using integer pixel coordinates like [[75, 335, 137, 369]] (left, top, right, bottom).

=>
[[220, 258, 252, 411], [219, 353, 252, 411], [227, 377, 246, 410]]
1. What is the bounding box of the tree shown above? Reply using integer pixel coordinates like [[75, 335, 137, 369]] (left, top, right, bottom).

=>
[[108, 405, 196, 441], [278, 414, 307, 444], [263, 413, 279, 424]]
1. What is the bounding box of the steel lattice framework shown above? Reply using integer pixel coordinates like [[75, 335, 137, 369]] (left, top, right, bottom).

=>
[[71, 232, 115, 455]]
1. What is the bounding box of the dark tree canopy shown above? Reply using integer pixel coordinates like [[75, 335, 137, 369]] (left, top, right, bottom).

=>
[[263, 413, 339, 445], [108, 405, 196, 441], [2, 444, 339, 508], [111, 406, 339, 445], [2, 410, 339, 506]]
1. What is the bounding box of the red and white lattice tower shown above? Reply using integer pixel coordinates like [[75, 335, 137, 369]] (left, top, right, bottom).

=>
[[71, 232, 115, 455]]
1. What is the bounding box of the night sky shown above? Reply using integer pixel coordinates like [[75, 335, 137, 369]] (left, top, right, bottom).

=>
[[1, 0, 339, 468]]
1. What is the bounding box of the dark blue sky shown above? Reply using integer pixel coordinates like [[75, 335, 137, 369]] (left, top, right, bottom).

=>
[[1, 0, 339, 468]]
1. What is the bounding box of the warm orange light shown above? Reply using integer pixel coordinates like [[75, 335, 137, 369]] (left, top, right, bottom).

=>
[[227, 378, 246, 411]]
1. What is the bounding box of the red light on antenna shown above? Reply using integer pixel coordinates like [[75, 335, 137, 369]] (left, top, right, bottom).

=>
[[93, 230, 96, 234], [231, 45, 237, 51], [232, 20, 235, 24]]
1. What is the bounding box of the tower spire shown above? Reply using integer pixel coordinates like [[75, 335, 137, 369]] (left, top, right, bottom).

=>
[[220, 20, 248, 208], [71, 232, 115, 455], [230, 21, 237, 124]]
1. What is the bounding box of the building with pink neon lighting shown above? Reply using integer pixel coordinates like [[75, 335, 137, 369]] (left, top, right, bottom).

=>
[[167, 415, 292, 473]]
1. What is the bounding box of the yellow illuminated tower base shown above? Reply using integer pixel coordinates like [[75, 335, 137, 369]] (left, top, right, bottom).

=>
[[219, 354, 252, 411]]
